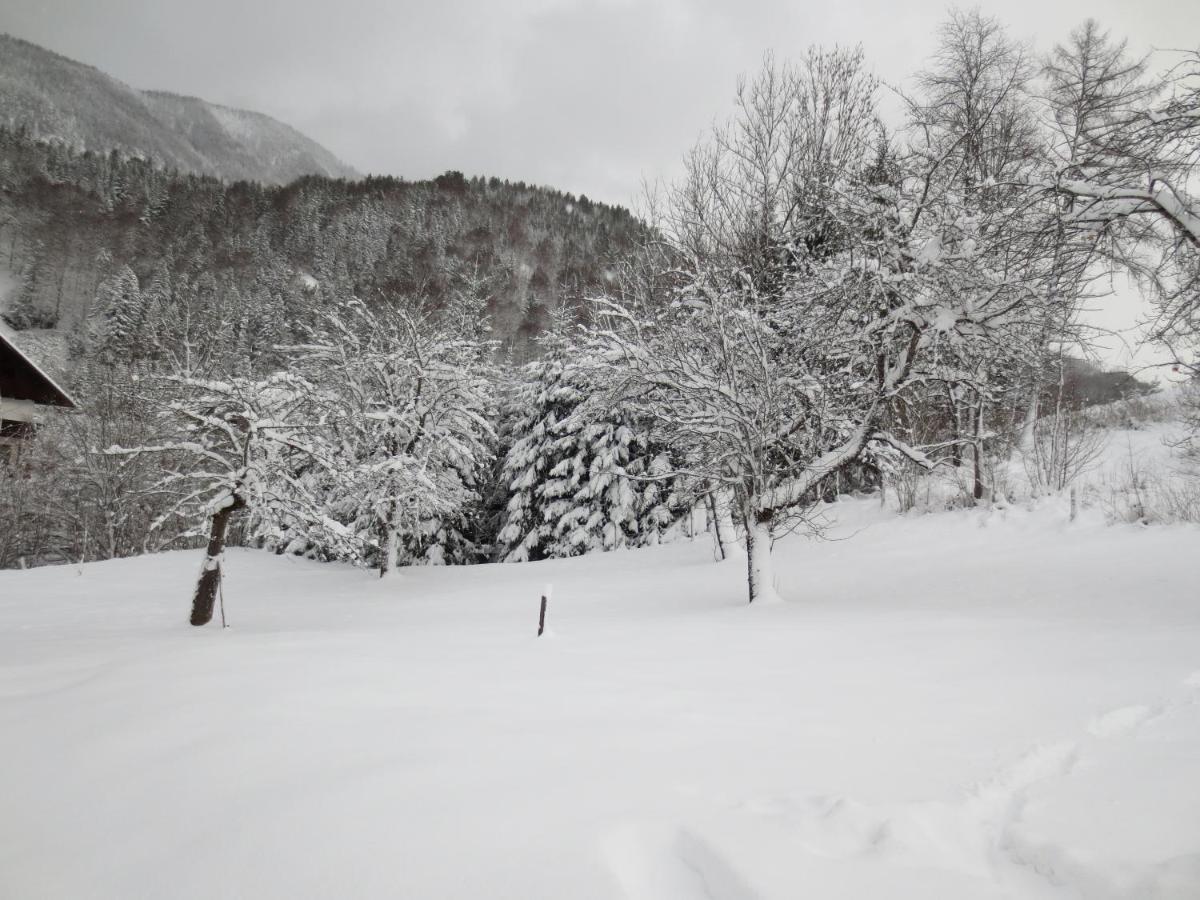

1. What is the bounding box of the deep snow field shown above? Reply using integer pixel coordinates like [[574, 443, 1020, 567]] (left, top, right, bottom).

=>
[[2, 493, 1199, 899]]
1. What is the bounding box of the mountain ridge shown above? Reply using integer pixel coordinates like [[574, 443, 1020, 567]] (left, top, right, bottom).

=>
[[0, 33, 359, 185]]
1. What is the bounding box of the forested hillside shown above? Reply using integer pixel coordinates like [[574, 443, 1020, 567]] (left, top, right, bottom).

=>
[[0, 126, 650, 359]]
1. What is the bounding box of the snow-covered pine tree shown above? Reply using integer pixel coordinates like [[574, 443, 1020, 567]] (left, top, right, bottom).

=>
[[495, 331, 680, 562], [93, 264, 145, 359]]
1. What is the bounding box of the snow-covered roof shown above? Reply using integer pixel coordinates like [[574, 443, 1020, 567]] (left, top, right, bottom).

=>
[[0, 331, 78, 410]]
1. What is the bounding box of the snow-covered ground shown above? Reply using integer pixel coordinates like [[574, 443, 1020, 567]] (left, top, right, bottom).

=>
[[1, 497, 1198, 899]]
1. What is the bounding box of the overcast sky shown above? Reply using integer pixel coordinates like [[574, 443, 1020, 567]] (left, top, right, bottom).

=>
[[2, 0, 1196, 371]]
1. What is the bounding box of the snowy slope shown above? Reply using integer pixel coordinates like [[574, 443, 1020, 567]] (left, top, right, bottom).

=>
[[1, 499, 1198, 899]]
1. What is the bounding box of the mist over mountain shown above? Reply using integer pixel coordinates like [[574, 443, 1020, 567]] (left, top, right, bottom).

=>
[[0, 34, 358, 184]]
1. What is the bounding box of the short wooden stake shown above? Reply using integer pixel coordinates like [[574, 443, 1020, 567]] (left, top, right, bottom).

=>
[[537, 583, 552, 636]]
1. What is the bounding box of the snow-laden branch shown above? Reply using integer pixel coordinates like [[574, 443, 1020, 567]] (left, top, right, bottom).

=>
[[758, 420, 875, 512], [1056, 178, 1200, 248]]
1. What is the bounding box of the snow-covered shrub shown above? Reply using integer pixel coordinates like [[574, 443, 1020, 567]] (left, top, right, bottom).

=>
[[1023, 411, 1107, 494], [0, 445, 63, 568], [888, 462, 940, 514]]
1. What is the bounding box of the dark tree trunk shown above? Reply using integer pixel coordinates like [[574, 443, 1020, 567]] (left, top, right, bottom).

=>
[[972, 399, 986, 502], [947, 385, 963, 468], [706, 492, 727, 561], [190, 500, 241, 627], [744, 508, 776, 605]]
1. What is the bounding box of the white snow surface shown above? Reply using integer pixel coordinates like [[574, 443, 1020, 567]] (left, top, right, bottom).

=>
[[1, 498, 1198, 899]]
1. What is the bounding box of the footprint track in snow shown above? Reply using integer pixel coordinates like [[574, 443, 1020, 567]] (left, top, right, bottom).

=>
[[1085, 670, 1200, 740], [602, 740, 1084, 899], [603, 823, 761, 900], [731, 740, 1081, 882], [606, 675, 1200, 898], [1087, 704, 1160, 738]]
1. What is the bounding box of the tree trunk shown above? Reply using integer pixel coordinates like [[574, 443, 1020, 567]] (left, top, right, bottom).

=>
[[379, 502, 401, 579], [744, 511, 781, 605], [705, 493, 725, 560], [190, 503, 238, 627], [382, 527, 400, 578], [713, 488, 741, 559], [1018, 391, 1039, 454], [947, 384, 963, 468]]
